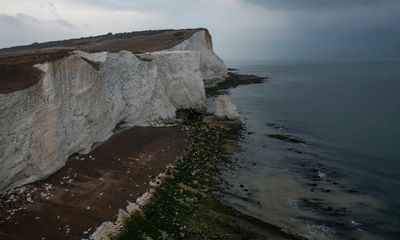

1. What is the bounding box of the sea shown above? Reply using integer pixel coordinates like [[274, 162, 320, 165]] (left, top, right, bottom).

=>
[[219, 59, 400, 240]]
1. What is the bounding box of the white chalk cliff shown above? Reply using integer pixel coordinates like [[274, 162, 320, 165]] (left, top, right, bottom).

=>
[[167, 30, 227, 82], [0, 29, 227, 192]]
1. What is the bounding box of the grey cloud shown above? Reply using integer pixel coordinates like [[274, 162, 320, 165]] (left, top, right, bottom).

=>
[[65, 0, 186, 12], [50, 19, 74, 28], [231, 0, 400, 60], [0, 13, 41, 27], [0, 13, 74, 28], [0, 13, 22, 25], [15, 13, 40, 23], [245, 0, 397, 10], [1, 1, 399, 60], [0, 13, 77, 49]]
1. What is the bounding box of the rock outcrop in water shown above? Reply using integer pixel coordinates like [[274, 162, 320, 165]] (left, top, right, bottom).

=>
[[0, 29, 227, 192], [215, 95, 240, 120]]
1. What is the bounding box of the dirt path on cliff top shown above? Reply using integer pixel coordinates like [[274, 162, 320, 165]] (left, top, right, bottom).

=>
[[0, 125, 187, 240]]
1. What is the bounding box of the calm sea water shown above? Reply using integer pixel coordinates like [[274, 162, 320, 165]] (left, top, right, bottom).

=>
[[219, 60, 400, 240]]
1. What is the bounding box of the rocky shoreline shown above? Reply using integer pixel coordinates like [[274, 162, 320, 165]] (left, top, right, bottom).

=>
[[0, 28, 227, 193], [0, 71, 307, 240], [0, 28, 297, 239], [0, 125, 186, 240], [206, 72, 267, 97], [110, 73, 305, 240]]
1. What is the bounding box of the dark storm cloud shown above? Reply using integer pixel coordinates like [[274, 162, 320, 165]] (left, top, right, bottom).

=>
[[245, 0, 396, 10], [240, 0, 400, 59], [0, 0, 399, 59]]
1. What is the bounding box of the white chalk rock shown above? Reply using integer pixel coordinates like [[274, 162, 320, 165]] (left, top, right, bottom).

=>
[[215, 95, 240, 120], [90, 221, 116, 240], [138, 51, 206, 111], [0, 50, 205, 192], [0, 29, 227, 192], [167, 30, 227, 82]]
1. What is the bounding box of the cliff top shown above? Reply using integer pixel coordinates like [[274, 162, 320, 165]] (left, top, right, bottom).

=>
[[0, 28, 209, 94]]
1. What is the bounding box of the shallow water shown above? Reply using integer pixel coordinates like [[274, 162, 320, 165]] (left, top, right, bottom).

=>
[[219, 60, 400, 240]]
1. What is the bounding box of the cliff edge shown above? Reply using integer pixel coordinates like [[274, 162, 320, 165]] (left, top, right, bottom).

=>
[[0, 29, 227, 192]]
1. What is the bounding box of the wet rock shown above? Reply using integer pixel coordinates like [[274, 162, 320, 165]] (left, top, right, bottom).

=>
[[215, 95, 240, 120], [287, 148, 304, 154], [321, 189, 333, 193], [324, 207, 333, 211], [266, 134, 306, 144], [346, 189, 359, 193], [265, 123, 287, 131]]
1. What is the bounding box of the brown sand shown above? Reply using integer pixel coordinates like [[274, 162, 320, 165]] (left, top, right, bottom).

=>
[[0, 125, 186, 240]]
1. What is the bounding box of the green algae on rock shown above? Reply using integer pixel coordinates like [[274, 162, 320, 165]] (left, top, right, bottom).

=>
[[266, 134, 307, 144], [115, 114, 301, 240], [115, 115, 253, 239], [205, 72, 267, 97]]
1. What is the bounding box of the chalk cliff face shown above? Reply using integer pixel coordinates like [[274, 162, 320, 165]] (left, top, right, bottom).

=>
[[167, 30, 227, 82], [0, 29, 224, 192]]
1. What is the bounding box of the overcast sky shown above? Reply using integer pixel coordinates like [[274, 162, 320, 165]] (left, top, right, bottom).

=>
[[0, 0, 399, 60]]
